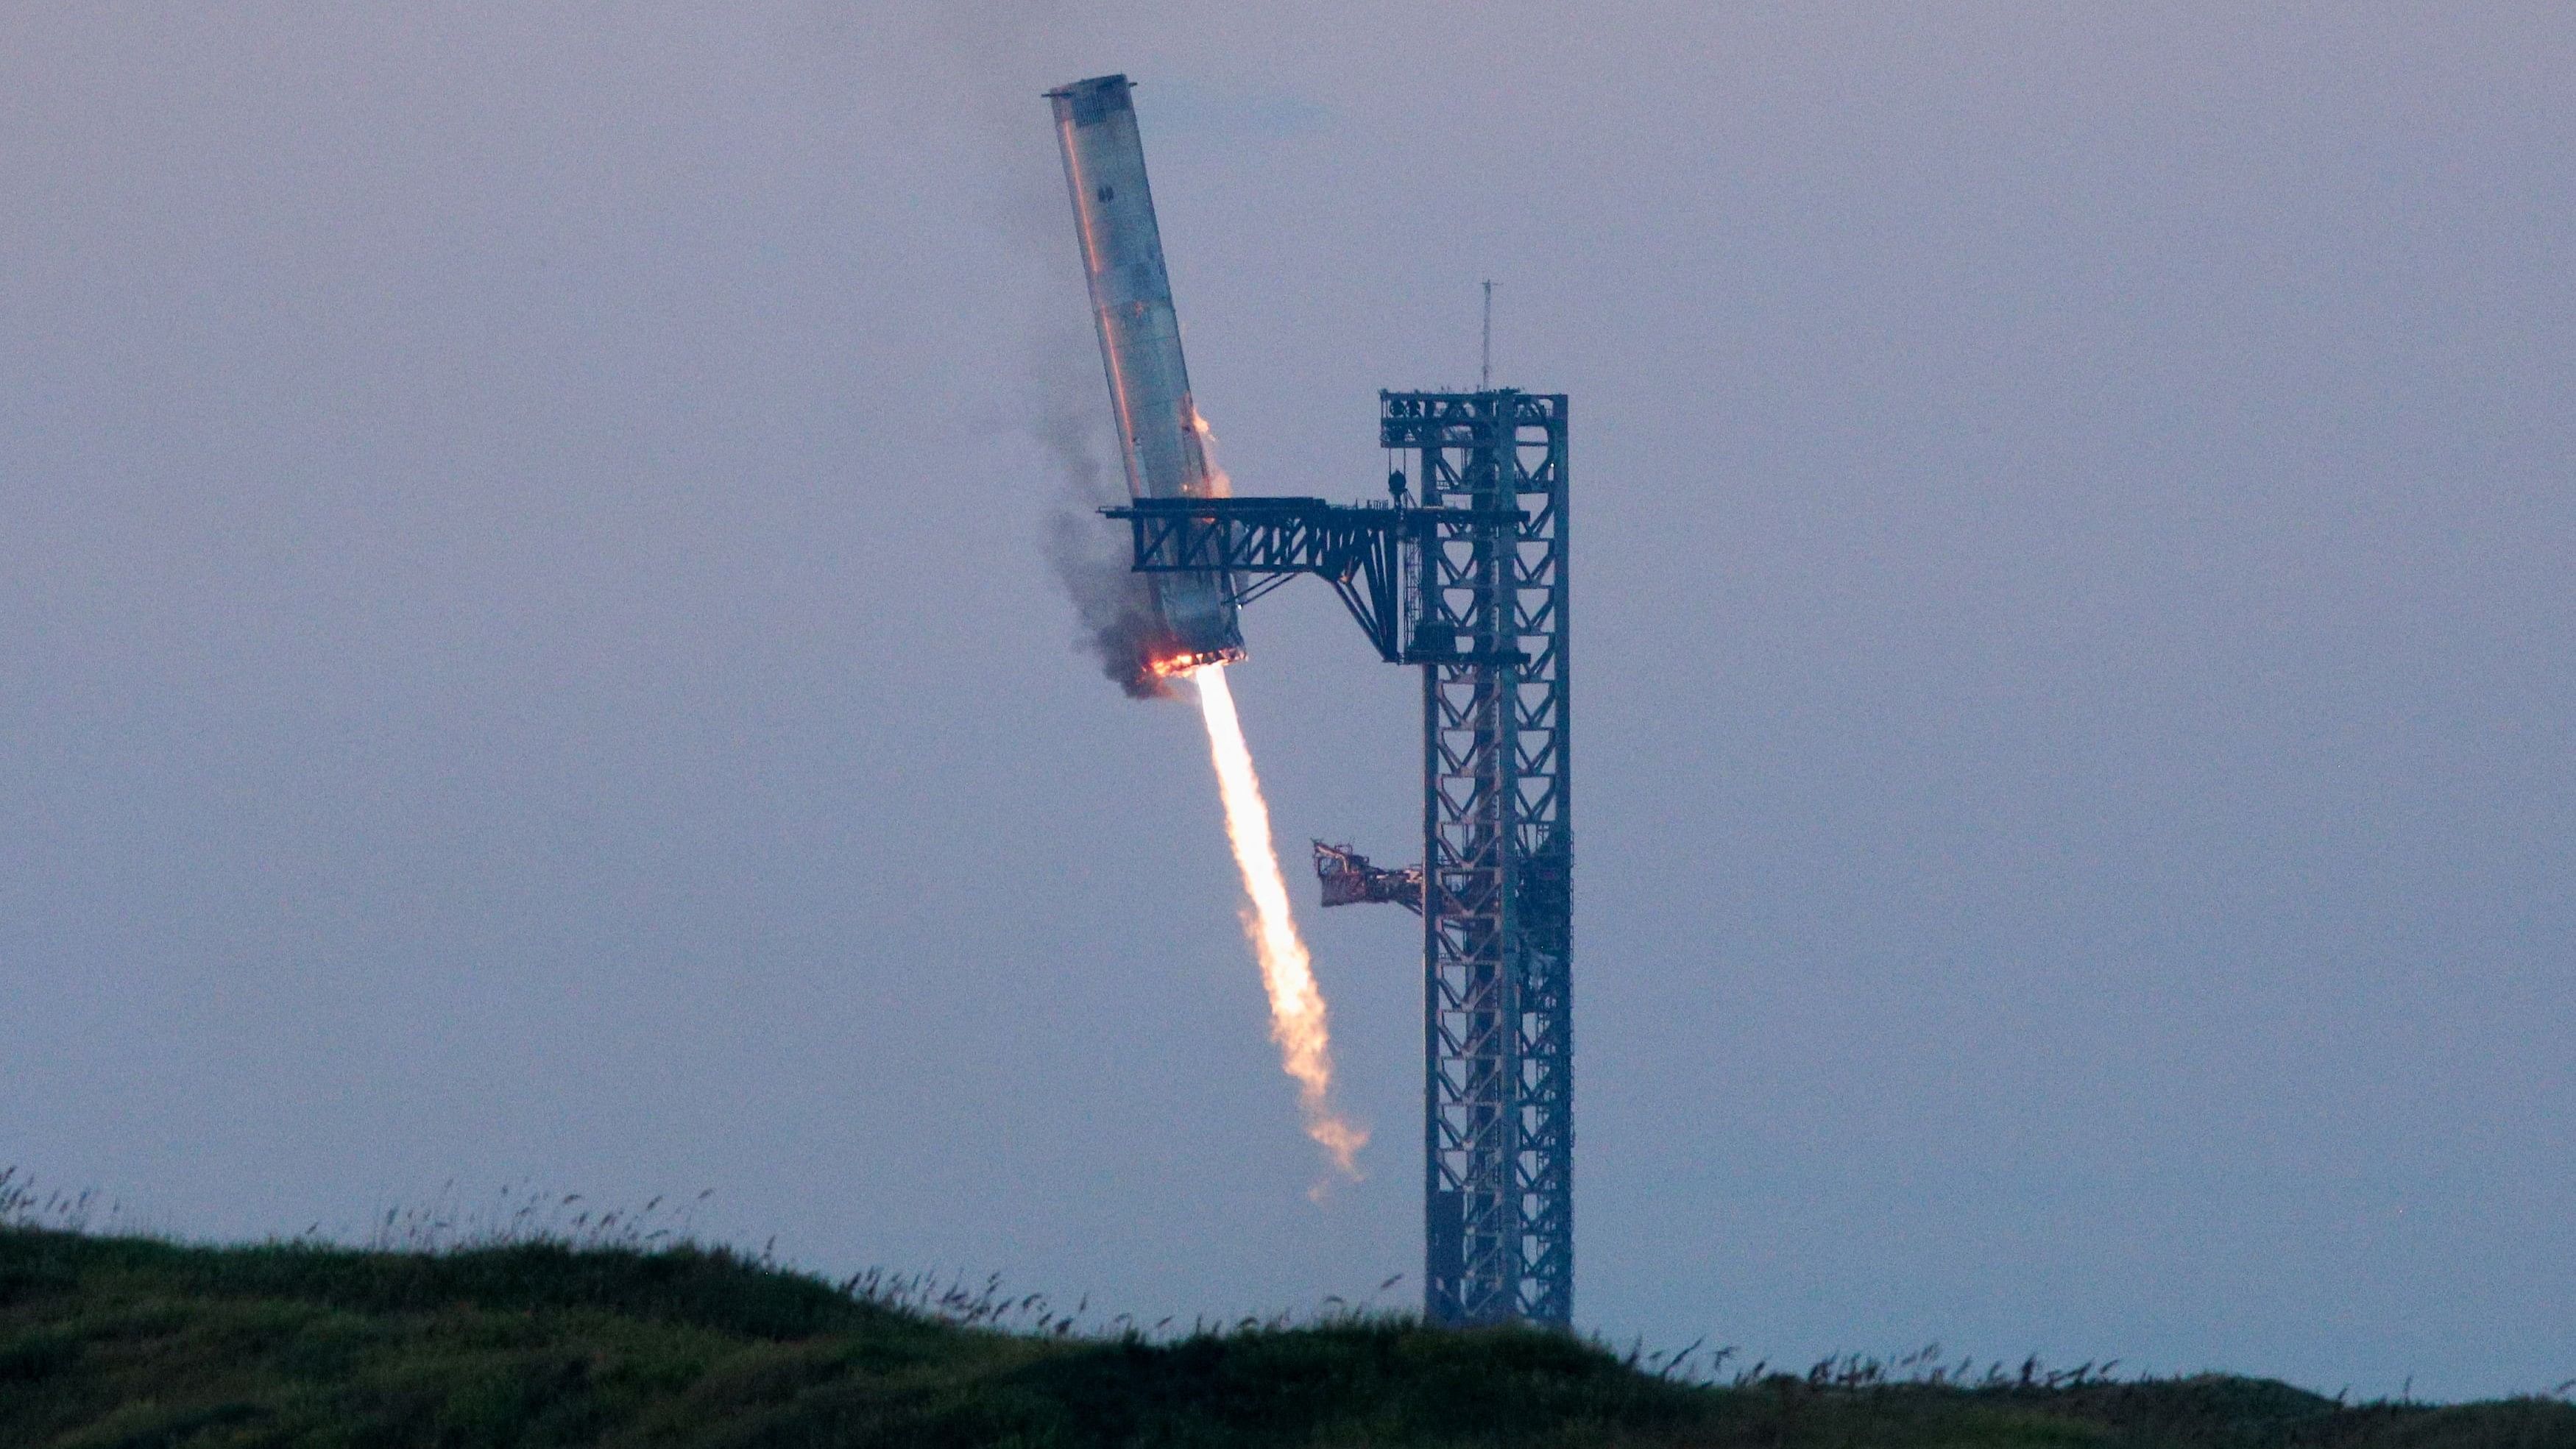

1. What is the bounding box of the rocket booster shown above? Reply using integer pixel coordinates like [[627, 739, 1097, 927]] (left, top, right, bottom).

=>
[[1048, 74, 1245, 675]]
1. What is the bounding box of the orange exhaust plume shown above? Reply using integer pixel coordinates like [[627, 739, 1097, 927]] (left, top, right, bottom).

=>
[[1190, 663, 1367, 1178]]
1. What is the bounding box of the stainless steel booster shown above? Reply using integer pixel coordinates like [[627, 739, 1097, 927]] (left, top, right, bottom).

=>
[[1049, 73, 1244, 670]]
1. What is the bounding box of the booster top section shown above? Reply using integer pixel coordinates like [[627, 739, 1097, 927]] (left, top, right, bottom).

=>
[[1047, 74, 1221, 506], [1047, 77, 1169, 312]]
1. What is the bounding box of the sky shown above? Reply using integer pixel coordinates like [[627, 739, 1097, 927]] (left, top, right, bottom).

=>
[[3, 1, 2569, 1401]]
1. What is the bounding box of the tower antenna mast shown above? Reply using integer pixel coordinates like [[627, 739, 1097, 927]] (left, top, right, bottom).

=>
[[1480, 280, 1494, 389]]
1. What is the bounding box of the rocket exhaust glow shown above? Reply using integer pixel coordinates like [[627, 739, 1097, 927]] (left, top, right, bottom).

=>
[[1191, 663, 1366, 1179]]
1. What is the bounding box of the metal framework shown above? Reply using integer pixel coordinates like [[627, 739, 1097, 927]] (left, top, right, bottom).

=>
[[1313, 841, 1424, 913], [1391, 392, 1571, 1327], [1111, 496, 1415, 661], [1105, 389, 1571, 1328]]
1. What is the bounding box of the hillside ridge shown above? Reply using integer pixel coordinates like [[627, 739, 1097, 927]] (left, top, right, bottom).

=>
[[3, 1227, 2568, 1447]]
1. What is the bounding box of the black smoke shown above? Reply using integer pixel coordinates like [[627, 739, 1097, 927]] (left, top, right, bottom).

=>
[[1037, 397, 1176, 700]]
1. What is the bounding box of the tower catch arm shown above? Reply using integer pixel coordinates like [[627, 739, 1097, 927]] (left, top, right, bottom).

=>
[[1102, 495, 1525, 667]]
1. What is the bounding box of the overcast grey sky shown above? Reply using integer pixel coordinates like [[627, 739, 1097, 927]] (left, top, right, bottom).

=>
[[3, 1, 2569, 1400]]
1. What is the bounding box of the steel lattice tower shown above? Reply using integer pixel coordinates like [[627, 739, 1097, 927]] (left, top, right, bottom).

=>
[[1108, 388, 1571, 1328], [1387, 391, 1571, 1326]]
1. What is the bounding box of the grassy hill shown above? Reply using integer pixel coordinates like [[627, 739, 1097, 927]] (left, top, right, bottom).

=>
[[2, 1227, 2569, 1448]]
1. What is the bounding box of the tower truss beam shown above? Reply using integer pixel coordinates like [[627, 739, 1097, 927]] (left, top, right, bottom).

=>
[[1104, 496, 1414, 662]]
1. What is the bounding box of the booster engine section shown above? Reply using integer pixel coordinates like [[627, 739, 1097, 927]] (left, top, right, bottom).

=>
[[1050, 73, 1245, 679]]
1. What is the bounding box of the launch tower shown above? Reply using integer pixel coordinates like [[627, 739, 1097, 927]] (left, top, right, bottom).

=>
[[1108, 390, 1572, 1328]]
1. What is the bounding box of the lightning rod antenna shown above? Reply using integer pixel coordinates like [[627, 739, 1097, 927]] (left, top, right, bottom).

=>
[[1480, 280, 1494, 389]]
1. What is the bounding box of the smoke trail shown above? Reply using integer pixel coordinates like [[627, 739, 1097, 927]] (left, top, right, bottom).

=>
[[1192, 663, 1367, 1177], [1036, 392, 1177, 699]]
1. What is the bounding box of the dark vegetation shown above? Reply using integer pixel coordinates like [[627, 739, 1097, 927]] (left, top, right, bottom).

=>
[[1, 1211, 2568, 1446]]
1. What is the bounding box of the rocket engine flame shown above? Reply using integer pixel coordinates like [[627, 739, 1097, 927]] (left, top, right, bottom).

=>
[[1190, 663, 1367, 1177], [1189, 405, 1233, 497]]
